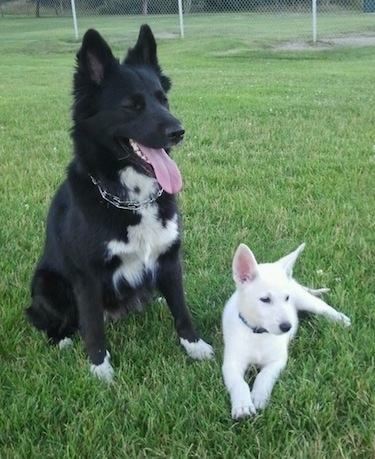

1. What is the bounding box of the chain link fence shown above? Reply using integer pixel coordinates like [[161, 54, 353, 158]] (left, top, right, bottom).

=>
[[1, 0, 375, 43]]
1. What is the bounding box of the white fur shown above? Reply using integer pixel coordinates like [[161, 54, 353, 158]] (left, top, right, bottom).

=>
[[90, 351, 114, 383], [119, 166, 158, 202], [107, 167, 179, 289], [222, 243, 351, 420], [180, 338, 215, 360], [58, 337, 73, 349]]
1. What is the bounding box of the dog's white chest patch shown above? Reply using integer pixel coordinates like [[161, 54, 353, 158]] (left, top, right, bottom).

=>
[[119, 166, 158, 203], [107, 208, 179, 289], [106, 167, 179, 288]]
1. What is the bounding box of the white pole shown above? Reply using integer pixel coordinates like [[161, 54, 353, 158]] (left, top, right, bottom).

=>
[[312, 0, 317, 43], [178, 0, 184, 38], [71, 0, 79, 40]]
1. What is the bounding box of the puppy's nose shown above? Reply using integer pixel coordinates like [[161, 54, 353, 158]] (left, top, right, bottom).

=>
[[279, 322, 292, 333], [166, 124, 185, 144]]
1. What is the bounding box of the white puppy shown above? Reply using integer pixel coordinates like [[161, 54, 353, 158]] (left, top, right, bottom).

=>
[[222, 243, 351, 420]]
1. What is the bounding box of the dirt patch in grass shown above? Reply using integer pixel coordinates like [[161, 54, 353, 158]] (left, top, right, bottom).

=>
[[273, 36, 375, 51]]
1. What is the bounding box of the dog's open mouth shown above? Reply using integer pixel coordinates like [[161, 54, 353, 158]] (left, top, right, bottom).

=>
[[128, 139, 183, 195]]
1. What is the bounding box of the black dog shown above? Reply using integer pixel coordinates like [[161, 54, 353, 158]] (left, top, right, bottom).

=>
[[26, 25, 214, 381]]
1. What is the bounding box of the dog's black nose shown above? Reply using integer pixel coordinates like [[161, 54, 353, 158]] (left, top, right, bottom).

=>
[[279, 322, 292, 333], [166, 125, 185, 144]]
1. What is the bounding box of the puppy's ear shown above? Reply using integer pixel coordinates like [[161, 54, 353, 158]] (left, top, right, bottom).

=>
[[233, 244, 259, 286], [277, 243, 305, 278], [76, 29, 117, 85]]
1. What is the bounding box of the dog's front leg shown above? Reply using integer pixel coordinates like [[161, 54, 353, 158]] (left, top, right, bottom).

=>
[[251, 360, 287, 410], [222, 359, 256, 420], [74, 277, 114, 382], [157, 250, 214, 360]]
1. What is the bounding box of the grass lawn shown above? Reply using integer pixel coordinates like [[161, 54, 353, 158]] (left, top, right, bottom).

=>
[[1, 17, 374, 458]]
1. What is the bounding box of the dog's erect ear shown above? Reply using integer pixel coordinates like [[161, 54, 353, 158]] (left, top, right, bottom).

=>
[[125, 24, 171, 92], [76, 29, 117, 85], [125, 24, 158, 68], [277, 243, 306, 278], [232, 244, 259, 286]]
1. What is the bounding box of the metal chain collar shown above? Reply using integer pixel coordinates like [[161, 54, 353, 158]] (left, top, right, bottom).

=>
[[89, 175, 163, 211]]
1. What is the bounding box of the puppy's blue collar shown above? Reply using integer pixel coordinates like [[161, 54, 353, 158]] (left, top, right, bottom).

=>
[[238, 313, 268, 334]]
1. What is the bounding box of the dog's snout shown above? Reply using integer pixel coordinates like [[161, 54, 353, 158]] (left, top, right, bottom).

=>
[[166, 124, 185, 144], [279, 322, 292, 333]]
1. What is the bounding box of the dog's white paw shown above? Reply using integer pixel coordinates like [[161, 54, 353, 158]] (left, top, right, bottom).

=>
[[338, 313, 351, 327], [90, 351, 114, 383], [231, 390, 256, 420], [327, 310, 351, 327], [58, 337, 73, 349], [180, 338, 215, 360], [230, 383, 256, 420], [232, 402, 256, 420], [251, 390, 270, 411]]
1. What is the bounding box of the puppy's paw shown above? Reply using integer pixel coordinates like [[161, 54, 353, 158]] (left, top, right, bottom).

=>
[[180, 338, 215, 360], [251, 390, 269, 411], [338, 313, 351, 327], [232, 402, 256, 420], [58, 337, 73, 349], [230, 383, 256, 420], [232, 399, 257, 421], [90, 351, 114, 383], [328, 311, 351, 327]]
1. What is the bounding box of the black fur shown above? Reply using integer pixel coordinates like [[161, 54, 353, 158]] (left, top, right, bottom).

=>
[[26, 25, 203, 368]]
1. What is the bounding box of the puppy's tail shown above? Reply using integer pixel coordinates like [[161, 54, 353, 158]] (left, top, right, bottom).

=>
[[301, 286, 330, 297]]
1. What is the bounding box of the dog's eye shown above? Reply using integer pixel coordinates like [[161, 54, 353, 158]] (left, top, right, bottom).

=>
[[122, 102, 141, 111], [260, 297, 271, 304], [122, 97, 143, 111], [155, 90, 168, 106], [285, 295, 290, 301]]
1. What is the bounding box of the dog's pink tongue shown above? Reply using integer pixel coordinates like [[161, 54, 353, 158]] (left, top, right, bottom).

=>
[[138, 144, 182, 194]]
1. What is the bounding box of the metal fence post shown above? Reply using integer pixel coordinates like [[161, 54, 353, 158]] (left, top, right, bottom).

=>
[[312, 0, 317, 43], [71, 0, 78, 40]]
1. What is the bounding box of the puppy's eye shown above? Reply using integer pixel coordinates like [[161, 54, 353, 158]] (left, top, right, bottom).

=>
[[285, 295, 290, 301], [260, 297, 271, 304]]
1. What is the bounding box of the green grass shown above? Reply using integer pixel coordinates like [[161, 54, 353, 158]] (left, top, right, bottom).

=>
[[1, 18, 375, 458]]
